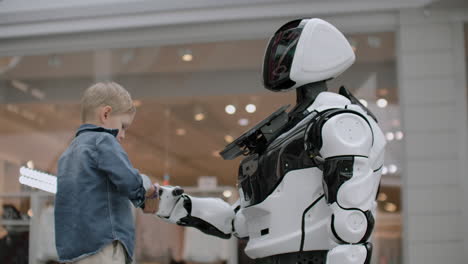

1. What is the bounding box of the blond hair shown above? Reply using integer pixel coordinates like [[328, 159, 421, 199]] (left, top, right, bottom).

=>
[[81, 82, 136, 123]]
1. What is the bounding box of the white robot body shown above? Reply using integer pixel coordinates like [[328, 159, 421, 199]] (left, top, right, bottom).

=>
[[189, 197, 234, 235], [242, 167, 331, 259], [157, 18, 386, 264], [239, 92, 384, 259], [157, 91, 385, 263], [327, 245, 368, 264], [232, 203, 249, 238], [319, 113, 372, 157], [306, 91, 352, 112]]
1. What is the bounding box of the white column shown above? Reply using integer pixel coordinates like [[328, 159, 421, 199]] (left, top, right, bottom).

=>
[[397, 8, 468, 264]]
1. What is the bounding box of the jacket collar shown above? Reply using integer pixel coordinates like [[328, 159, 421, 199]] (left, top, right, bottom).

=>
[[75, 124, 119, 138]]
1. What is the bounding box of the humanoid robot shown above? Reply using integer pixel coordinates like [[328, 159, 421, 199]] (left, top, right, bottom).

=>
[[156, 18, 386, 264]]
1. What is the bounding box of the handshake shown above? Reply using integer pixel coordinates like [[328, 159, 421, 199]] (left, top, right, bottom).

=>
[[142, 182, 160, 214], [142, 182, 184, 216]]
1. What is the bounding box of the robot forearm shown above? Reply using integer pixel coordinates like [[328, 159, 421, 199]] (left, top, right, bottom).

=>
[[156, 186, 235, 239], [324, 156, 376, 244]]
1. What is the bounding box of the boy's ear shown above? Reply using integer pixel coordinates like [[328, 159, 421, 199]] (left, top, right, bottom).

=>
[[100, 106, 113, 122]]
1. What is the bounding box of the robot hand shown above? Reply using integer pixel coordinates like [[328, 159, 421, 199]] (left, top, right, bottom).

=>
[[156, 186, 235, 239], [156, 185, 186, 223]]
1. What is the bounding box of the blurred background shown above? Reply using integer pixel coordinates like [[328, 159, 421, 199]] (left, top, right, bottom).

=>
[[0, 0, 467, 264]]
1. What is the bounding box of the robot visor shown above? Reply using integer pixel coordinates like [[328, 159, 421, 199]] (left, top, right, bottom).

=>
[[263, 19, 305, 92]]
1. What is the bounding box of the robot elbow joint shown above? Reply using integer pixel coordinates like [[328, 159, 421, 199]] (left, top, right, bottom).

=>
[[331, 208, 374, 244]]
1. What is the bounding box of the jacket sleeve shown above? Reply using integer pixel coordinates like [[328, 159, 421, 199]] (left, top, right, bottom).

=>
[[96, 133, 147, 208]]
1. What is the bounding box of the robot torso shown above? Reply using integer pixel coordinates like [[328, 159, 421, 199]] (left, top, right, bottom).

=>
[[235, 90, 385, 259]]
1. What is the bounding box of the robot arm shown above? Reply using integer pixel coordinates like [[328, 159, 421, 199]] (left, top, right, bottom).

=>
[[307, 108, 378, 263], [156, 186, 247, 240]]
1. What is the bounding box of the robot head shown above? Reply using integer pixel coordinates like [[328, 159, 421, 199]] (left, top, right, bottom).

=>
[[262, 18, 356, 92]]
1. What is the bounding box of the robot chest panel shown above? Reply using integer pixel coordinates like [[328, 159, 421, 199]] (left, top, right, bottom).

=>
[[238, 122, 318, 206]]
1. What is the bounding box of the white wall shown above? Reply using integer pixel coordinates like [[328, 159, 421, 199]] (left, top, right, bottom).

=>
[[397, 8, 468, 264]]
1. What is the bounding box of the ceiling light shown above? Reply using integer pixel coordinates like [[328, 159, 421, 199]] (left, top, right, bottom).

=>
[[359, 99, 368, 107], [385, 132, 394, 141], [182, 54, 193, 62], [6, 104, 19, 114], [382, 166, 388, 175], [389, 164, 398, 174], [384, 202, 397, 213], [11, 80, 29, 92], [224, 135, 234, 143], [194, 113, 205, 121], [0, 56, 21, 74], [21, 110, 36, 121], [223, 190, 232, 198], [225, 105, 236, 115], [26, 160, 34, 169], [238, 118, 249, 126], [176, 128, 186, 136], [31, 88, 45, 100], [377, 193, 387, 202], [245, 104, 256, 113], [377, 98, 388, 108], [395, 131, 404, 140], [133, 100, 142, 107], [180, 49, 193, 62]]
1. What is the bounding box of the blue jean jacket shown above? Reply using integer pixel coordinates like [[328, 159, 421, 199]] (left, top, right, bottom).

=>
[[55, 124, 147, 263]]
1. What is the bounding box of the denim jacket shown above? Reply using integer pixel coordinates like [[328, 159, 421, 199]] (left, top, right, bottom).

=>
[[55, 124, 148, 263]]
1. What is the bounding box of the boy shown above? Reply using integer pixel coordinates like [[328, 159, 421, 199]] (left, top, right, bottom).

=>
[[55, 82, 158, 264]]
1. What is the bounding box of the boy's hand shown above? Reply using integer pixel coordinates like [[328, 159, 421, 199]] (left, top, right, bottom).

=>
[[143, 197, 159, 214], [145, 184, 157, 199], [142, 183, 160, 214]]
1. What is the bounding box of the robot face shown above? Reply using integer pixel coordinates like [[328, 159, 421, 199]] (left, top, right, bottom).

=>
[[262, 19, 306, 92]]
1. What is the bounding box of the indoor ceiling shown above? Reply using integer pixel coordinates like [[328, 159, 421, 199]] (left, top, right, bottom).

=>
[[0, 32, 395, 81]]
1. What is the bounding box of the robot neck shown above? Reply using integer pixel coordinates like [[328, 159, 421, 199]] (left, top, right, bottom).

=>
[[292, 81, 328, 115]]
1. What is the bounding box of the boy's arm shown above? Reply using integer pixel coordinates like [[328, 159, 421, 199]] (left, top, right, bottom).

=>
[[96, 133, 153, 208]]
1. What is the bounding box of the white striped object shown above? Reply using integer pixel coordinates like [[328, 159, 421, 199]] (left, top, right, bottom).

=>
[[19, 167, 57, 194]]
